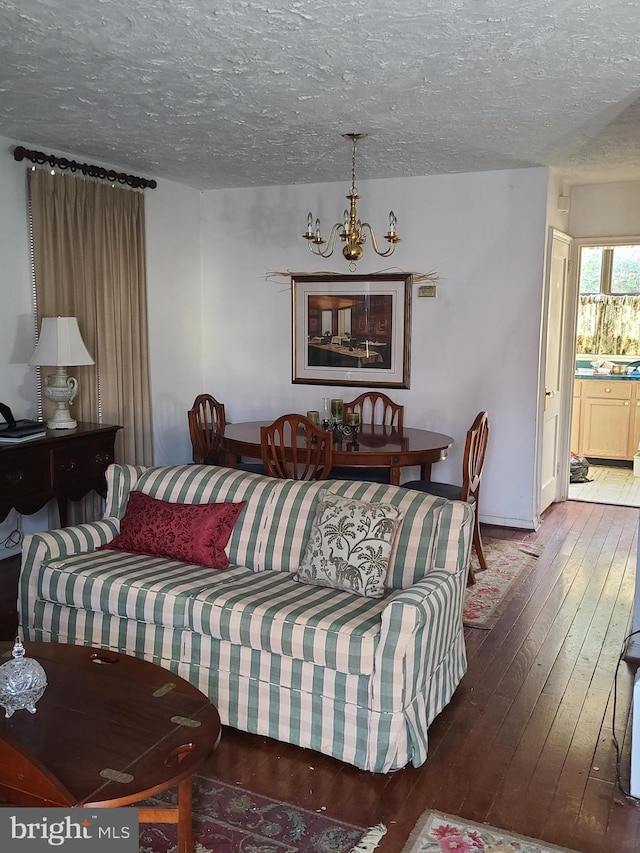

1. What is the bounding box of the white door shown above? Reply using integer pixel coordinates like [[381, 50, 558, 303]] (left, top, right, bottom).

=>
[[540, 231, 572, 513]]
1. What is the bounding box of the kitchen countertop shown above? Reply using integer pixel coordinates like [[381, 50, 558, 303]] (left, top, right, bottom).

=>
[[575, 372, 640, 380]]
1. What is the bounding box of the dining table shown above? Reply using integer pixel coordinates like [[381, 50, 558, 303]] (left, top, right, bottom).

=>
[[222, 421, 453, 486]]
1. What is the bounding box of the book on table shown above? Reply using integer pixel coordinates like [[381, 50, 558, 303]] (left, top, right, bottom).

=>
[[0, 402, 47, 441], [0, 428, 47, 443]]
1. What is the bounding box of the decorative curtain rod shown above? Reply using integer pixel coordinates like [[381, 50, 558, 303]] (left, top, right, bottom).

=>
[[13, 145, 157, 189]]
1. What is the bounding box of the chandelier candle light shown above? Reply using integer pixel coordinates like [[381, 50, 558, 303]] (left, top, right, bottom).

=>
[[30, 316, 95, 430], [302, 132, 401, 269]]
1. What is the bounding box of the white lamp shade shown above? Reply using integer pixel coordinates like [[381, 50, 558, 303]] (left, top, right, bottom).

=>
[[30, 317, 94, 367]]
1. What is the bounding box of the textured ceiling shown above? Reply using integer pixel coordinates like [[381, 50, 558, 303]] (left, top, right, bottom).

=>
[[1, 0, 640, 190]]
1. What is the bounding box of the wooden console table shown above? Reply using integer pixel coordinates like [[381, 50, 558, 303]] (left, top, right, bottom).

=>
[[0, 422, 121, 528]]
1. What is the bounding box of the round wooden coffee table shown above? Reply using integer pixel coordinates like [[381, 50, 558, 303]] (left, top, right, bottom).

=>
[[0, 642, 221, 853]]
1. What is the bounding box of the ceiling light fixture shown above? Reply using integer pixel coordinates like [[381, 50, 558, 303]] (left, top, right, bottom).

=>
[[302, 133, 401, 270]]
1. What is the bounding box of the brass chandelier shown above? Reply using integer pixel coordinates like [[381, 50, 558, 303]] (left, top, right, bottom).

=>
[[302, 132, 401, 269]]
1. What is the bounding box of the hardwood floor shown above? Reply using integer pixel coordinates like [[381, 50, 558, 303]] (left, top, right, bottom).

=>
[[2, 499, 639, 852]]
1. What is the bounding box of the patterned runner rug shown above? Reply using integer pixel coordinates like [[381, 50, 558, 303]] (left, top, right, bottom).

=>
[[464, 537, 543, 629], [140, 775, 386, 853], [401, 810, 580, 853]]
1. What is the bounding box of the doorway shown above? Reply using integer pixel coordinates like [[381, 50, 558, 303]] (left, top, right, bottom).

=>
[[539, 230, 572, 515], [567, 239, 640, 508]]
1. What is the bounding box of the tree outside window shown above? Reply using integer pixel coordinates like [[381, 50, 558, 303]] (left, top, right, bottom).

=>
[[579, 244, 640, 294]]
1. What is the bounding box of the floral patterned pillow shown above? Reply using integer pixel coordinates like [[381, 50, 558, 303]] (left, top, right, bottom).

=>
[[294, 491, 403, 598]]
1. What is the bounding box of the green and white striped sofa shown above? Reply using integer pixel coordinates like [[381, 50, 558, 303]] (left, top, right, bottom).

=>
[[19, 463, 474, 773]]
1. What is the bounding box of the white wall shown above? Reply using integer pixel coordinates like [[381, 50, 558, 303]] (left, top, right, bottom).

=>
[[0, 137, 40, 556], [201, 167, 550, 527], [546, 170, 571, 234], [569, 181, 640, 237], [145, 181, 202, 465], [0, 137, 38, 417]]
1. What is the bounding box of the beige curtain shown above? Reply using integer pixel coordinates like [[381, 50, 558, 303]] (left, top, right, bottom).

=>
[[29, 169, 153, 466]]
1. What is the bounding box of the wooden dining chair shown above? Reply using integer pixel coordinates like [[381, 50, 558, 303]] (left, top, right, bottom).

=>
[[260, 414, 334, 481], [330, 392, 404, 482], [343, 391, 404, 430], [188, 394, 227, 465], [403, 411, 489, 585]]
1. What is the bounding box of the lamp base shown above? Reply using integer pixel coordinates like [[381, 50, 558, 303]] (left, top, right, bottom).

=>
[[43, 368, 79, 430], [46, 412, 78, 430]]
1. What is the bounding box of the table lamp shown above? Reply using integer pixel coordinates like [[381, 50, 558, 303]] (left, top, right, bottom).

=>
[[30, 316, 94, 429]]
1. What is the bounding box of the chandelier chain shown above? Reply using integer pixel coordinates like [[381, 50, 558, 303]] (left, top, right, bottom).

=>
[[302, 132, 401, 265], [351, 135, 358, 198]]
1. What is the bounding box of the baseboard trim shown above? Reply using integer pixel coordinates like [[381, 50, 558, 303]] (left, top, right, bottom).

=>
[[479, 514, 538, 530]]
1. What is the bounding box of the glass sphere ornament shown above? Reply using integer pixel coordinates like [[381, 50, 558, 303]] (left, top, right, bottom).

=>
[[0, 637, 47, 718]]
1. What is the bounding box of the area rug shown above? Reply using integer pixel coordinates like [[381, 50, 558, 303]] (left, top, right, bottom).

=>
[[463, 537, 543, 630], [139, 775, 386, 853], [401, 810, 580, 853]]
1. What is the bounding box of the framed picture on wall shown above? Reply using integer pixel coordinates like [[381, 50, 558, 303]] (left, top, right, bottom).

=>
[[291, 273, 412, 388]]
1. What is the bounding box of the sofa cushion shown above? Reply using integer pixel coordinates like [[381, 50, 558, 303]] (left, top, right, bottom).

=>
[[36, 549, 252, 630], [294, 491, 403, 598], [255, 478, 327, 572], [103, 491, 246, 569], [189, 569, 390, 675], [36, 549, 387, 674]]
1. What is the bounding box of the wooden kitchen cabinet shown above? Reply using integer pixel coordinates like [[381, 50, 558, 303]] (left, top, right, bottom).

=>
[[571, 380, 582, 453], [577, 380, 636, 460], [633, 391, 640, 458]]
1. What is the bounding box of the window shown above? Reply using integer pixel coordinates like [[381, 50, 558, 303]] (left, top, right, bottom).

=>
[[579, 244, 640, 294], [576, 241, 640, 356]]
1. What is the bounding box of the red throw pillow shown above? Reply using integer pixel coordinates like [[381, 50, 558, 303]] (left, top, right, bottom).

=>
[[103, 491, 246, 569]]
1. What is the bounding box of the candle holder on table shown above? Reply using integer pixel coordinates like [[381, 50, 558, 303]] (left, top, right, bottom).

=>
[[321, 397, 333, 431], [330, 398, 344, 424], [336, 410, 360, 446]]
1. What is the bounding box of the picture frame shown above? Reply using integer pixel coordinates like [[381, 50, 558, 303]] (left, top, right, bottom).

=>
[[292, 273, 412, 388]]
